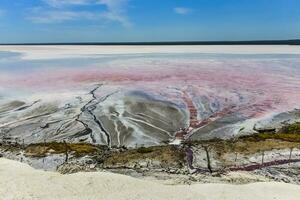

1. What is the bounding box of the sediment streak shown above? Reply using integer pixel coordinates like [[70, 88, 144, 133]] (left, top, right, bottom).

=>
[[57, 84, 116, 147]]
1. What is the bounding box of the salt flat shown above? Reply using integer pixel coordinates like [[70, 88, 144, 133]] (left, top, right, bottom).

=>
[[1, 45, 300, 60], [0, 45, 300, 146], [0, 46, 300, 199]]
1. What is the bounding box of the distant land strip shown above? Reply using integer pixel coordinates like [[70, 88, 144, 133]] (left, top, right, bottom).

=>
[[1, 40, 300, 46]]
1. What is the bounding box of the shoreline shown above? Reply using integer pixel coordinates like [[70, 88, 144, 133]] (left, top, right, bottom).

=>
[[1, 125, 299, 185]]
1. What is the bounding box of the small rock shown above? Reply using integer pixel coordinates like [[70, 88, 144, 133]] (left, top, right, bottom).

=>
[[89, 164, 96, 169], [138, 161, 148, 168]]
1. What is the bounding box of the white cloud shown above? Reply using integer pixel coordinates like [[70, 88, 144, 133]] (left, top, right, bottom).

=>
[[28, 10, 96, 23], [28, 0, 131, 27], [98, 0, 131, 27], [43, 0, 98, 7], [174, 7, 192, 15]]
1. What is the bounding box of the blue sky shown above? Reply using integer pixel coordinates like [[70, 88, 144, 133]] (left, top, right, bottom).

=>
[[0, 0, 299, 43]]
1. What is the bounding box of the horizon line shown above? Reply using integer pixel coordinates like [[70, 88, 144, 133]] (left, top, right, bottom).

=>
[[0, 39, 300, 46]]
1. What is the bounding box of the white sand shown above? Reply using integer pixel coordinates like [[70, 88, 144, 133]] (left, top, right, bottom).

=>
[[0, 158, 299, 200], [1, 45, 300, 60]]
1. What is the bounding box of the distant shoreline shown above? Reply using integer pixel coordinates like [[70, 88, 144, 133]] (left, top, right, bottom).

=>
[[1, 39, 300, 46], [2, 45, 300, 60]]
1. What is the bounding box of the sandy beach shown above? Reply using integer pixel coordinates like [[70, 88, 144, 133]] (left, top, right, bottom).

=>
[[0, 158, 299, 200]]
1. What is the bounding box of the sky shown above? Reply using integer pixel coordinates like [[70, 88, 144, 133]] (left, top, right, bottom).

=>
[[0, 0, 299, 43]]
